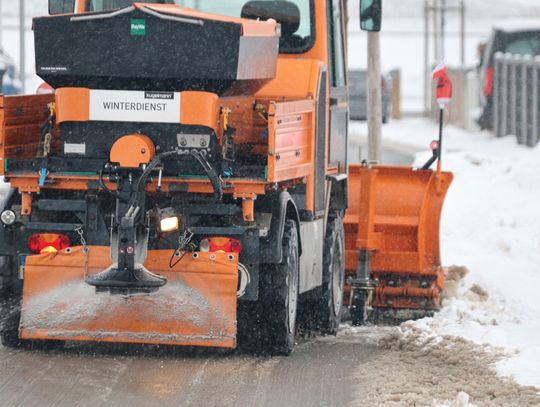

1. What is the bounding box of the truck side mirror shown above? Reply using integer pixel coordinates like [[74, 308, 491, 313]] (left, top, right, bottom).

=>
[[360, 0, 382, 32], [49, 0, 76, 15]]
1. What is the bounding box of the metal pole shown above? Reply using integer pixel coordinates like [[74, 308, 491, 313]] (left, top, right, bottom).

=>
[[433, 0, 440, 61], [532, 56, 540, 146], [520, 57, 528, 145], [19, 0, 26, 93], [500, 54, 508, 138], [460, 0, 466, 66], [367, 31, 382, 163], [493, 54, 501, 138], [440, 0, 446, 61], [0, 0, 3, 48], [509, 55, 517, 138], [424, 0, 430, 115]]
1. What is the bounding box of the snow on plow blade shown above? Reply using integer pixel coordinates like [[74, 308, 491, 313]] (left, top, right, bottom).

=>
[[344, 165, 453, 310], [20, 247, 239, 348]]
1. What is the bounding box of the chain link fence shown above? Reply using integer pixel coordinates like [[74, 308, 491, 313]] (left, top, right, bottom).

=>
[[493, 52, 540, 147]]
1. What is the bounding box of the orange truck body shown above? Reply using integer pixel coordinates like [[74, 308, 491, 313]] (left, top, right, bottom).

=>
[[0, 1, 452, 351]]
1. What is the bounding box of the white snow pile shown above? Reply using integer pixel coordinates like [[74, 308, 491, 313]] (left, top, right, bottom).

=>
[[351, 118, 540, 389]]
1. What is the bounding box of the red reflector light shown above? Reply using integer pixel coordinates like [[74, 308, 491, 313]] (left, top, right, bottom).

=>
[[484, 67, 494, 97], [28, 234, 70, 254], [205, 237, 242, 253], [430, 140, 439, 151]]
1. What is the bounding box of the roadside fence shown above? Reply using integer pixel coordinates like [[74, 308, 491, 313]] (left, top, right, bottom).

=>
[[493, 52, 540, 147]]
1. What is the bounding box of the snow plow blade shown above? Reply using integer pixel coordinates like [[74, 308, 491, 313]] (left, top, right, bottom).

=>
[[19, 247, 239, 348], [344, 165, 453, 311]]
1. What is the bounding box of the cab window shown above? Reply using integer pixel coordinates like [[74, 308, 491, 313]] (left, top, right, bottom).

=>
[[328, 0, 346, 87], [86, 0, 315, 54]]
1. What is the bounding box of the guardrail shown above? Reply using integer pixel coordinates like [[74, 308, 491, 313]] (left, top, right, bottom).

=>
[[493, 52, 540, 147]]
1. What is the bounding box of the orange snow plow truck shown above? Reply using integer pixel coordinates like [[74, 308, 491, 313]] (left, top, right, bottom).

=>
[[0, 0, 452, 354]]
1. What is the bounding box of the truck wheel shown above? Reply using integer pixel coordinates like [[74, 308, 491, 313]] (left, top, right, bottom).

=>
[[0, 256, 14, 297], [0, 257, 22, 299], [261, 220, 299, 355], [312, 215, 345, 335], [0, 293, 24, 348]]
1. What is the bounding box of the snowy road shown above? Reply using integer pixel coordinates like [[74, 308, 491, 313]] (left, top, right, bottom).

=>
[[0, 330, 378, 407], [1, 319, 538, 407]]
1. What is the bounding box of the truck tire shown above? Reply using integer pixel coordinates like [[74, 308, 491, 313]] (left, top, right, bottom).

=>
[[312, 215, 345, 335], [260, 220, 299, 355], [0, 256, 10, 295], [0, 295, 24, 348], [0, 256, 17, 297]]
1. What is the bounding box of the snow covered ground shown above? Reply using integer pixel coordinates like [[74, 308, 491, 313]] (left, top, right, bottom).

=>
[[350, 118, 540, 389]]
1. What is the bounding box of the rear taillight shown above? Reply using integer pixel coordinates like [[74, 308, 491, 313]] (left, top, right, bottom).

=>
[[28, 233, 70, 254], [200, 237, 242, 253], [484, 67, 494, 97]]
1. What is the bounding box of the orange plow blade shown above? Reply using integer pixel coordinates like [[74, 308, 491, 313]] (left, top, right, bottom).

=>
[[344, 165, 453, 311], [20, 247, 239, 348]]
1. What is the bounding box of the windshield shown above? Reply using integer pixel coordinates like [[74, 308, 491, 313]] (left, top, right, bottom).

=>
[[86, 0, 314, 53]]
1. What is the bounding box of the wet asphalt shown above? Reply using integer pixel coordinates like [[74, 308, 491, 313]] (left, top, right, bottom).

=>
[[0, 320, 379, 407]]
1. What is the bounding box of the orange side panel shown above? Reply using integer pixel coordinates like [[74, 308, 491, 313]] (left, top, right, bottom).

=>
[[267, 99, 315, 185], [20, 247, 239, 348], [0, 94, 55, 165]]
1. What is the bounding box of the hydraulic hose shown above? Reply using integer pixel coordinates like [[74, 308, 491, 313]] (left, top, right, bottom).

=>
[[126, 150, 178, 216], [125, 149, 223, 218], [99, 163, 127, 202], [190, 150, 223, 202]]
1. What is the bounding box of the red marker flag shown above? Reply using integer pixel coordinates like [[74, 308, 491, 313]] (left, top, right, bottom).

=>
[[432, 63, 453, 108]]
